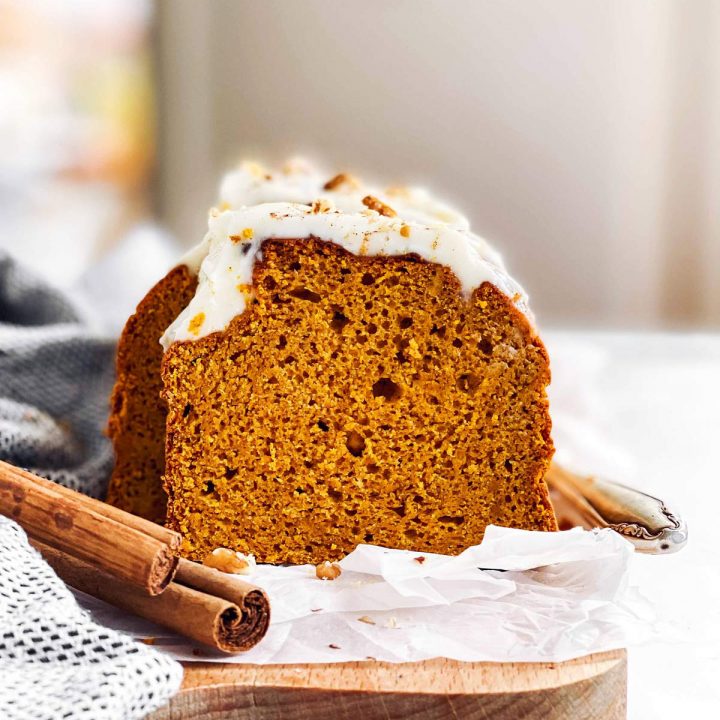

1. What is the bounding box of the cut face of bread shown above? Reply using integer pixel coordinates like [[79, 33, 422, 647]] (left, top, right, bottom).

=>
[[162, 239, 555, 564]]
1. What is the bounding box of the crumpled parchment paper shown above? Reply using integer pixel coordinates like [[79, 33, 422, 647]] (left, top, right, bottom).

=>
[[77, 525, 658, 664]]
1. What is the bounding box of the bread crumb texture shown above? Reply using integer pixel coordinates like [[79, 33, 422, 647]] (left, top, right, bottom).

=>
[[162, 238, 556, 564], [106, 265, 198, 522]]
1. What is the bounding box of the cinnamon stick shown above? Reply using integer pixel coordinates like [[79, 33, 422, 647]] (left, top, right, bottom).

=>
[[0, 460, 179, 595], [32, 540, 271, 653], [0, 460, 179, 548], [176, 559, 271, 651]]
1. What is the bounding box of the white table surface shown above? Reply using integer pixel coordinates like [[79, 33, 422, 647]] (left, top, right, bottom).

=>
[[545, 331, 720, 717]]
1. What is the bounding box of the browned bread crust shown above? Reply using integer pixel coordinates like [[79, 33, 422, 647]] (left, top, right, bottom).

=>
[[162, 238, 556, 564], [105, 265, 198, 522]]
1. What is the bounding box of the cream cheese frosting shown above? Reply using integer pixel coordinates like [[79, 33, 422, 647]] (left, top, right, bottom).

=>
[[177, 158, 473, 276], [218, 158, 470, 229], [161, 197, 531, 349]]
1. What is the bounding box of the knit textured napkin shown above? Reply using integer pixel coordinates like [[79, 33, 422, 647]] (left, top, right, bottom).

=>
[[0, 252, 182, 720]]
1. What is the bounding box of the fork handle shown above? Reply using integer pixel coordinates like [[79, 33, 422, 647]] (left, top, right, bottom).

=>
[[546, 464, 688, 554]]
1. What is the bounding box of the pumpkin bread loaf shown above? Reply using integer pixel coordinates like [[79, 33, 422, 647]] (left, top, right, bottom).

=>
[[107, 161, 557, 563]]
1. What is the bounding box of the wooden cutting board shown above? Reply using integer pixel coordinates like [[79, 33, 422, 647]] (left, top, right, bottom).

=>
[[147, 649, 626, 719]]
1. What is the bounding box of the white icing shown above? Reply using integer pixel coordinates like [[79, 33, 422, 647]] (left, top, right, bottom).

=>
[[176, 159, 469, 275], [219, 159, 470, 230], [161, 201, 530, 349]]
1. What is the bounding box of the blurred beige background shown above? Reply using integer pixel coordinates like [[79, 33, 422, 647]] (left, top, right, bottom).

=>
[[155, 0, 720, 329], [1, 1, 718, 330]]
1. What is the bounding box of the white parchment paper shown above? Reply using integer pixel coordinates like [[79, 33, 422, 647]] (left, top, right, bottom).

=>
[[77, 525, 658, 664]]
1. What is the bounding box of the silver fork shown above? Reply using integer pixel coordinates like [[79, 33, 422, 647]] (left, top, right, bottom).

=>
[[546, 464, 688, 554]]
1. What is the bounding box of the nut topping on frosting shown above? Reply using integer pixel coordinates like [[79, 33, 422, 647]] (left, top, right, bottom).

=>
[[311, 199, 333, 214], [362, 195, 397, 218], [323, 173, 359, 191]]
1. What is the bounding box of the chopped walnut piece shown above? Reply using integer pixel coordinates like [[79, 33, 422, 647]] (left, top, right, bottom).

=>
[[202, 547, 256, 575], [362, 195, 397, 218], [315, 560, 342, 580], [323, 173, 359, 191], [311, 199, 333, 213]]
